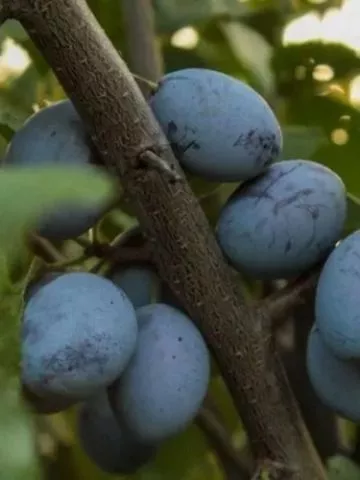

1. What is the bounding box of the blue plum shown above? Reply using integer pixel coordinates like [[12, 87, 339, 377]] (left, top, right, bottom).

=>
[[77, 391, 156, 474], [216, 159, 347, 279], [316, 230, 360, 359], [114, 303, 210, 443], [109, 266, 160, 308], [149, 68, 282, 182], [22, 272, 138, 399], [4, 100, 110, 240], [306, 325, 360, 422]]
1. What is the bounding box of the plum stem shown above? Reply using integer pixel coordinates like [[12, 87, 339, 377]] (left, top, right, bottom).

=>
[[29, 233, 67, 264], [131, 72, 159, 92], [90, 225, 152, 273], [259, 264, 323, 328]]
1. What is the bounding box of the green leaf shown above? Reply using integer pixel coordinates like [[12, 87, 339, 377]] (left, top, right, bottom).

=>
[[0, 166, 114, 376], [344, 193, 360, 235], [0, 167, 114, 269], [0, 94, 31, 133], [0, 256, 24, 377], [327, 455, 360, 480], [0, 378, 42, 480], [219, 21, 274, 96], [154, 0, 252, 33], [135, 424, 224, 480], [0, 123, 15, 142], [280, 126, 328, 161]]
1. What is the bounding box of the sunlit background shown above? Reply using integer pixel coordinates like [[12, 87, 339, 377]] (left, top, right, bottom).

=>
[[2, 0, 360, 114], [166, 0, 360, 147]]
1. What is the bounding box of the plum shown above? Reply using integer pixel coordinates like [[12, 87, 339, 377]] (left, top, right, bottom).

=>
[[306, 325, 360, 422], [316, 230, 360, 359], [216, 159, 347, 279], [77, 391, 156, 474], [149, 68, 282, 182], [113, 304, 210, 443], [3, 100, 110, 240], [109, 266, 160, 308], [22, 272, 138, 399]]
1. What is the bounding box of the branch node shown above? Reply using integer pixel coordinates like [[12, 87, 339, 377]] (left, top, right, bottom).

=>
[[138, 149, 184, 183], [258, 264, 323, 328]]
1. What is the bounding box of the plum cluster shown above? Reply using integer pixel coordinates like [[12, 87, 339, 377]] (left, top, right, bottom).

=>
[[22, 272, 210, 474], [307, 231, 360, 422], [8, 67, 354, 472], [150, 68, 347, 280]]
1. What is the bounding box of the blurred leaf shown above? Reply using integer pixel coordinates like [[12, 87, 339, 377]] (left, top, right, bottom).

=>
[[154, 0, 252, 33], [208, 375, 241, 428], [219, 20, 274, 95], [135, 424, 224, 480], [0, 167, 114, 271], [0, 94, 31, 132], [200, 182, 238, 227], [0, 255, 24, 377], [0, 378, 42, 479], [0, 123, 15, 142], [345, 193, 360, 235], [280, 126, 328, 160], [327, 455, 360, 480], [314, 141, 360, 198]]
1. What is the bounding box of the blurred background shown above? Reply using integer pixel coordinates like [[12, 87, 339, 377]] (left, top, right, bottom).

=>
[[1, 0, 360, 478]]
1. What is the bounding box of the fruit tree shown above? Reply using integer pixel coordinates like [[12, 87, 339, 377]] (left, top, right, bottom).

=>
[[0, 1, 359, 479]]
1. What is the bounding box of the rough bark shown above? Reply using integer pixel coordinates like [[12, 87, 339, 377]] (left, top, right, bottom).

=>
[[2, 1, 326, 477]]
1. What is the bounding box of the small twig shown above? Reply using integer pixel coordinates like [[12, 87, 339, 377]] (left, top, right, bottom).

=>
[[29, 233, 67, 264], [259, 264, 323, 328], [196, 407, 251, 479], [132, 72, 158, 92], [72, 236, 92, 249], [122, 0, 163, 97], [48, 253, 88, 271], [89, 225, 152, 273], [138, 150, 183, 183], [105, 244, 152, 266]]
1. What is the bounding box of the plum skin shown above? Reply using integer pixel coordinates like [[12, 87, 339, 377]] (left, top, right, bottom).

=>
[[113, 303, 210, 443], [316, 230, 360, 359], [77, 391, 156, 474], [306, 325, 360, 422], [149, 68, 282, 182], [3, 100, 110, 240], [216, 159, 347, 280], [109, 266, 159, 308], [22, 272, 138, 400]]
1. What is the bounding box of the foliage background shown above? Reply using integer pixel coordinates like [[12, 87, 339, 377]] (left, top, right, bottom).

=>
[[1, 0, 360, 478]]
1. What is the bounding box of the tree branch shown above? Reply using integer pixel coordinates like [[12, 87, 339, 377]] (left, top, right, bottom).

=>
[[122, 0, 163, 97], [196, 407, 251, 479], [260, 264, 322, 328], [6, 1, 326, 477]]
